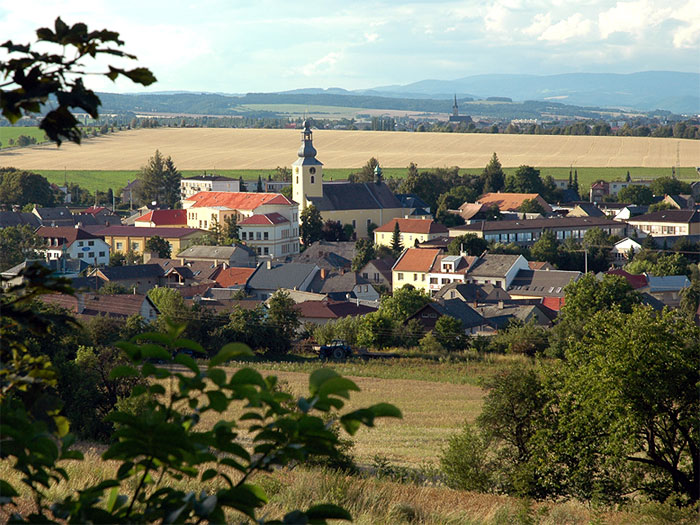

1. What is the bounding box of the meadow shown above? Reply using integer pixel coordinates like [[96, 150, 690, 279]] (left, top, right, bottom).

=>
[[0, 126, 49, 147]]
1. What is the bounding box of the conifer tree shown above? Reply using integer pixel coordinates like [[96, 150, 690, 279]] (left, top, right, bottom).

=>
[[391, 221, 403, 255]]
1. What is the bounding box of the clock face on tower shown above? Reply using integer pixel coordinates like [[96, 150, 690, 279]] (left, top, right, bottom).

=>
[[309, 167, 316, 174]]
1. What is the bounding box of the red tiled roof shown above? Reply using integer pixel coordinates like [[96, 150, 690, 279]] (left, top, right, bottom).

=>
[[606, 269, 648, 289], [393, 248, 441, 272], [38, 293, 155, 318], [135, 209, 187, 225], [239, 212, 289, 226], [478, 193, 552, 212], [375, 218, 448, 234], [184, 191, 293, 210], [214, 267, 257, 287], [528, 261, 552, 270], [95, 225, 205, 238], [82, 206, 107, 215], [541, 297, 565, 311]]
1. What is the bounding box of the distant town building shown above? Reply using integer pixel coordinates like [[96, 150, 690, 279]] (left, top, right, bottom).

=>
[[36, 226, 110, 266], [180, 174, 240, 200], [448, 95, 473, 124]]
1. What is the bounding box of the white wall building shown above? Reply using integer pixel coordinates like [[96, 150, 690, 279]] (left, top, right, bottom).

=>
[[239, 213, 300, 258], [180, 175, 240, 201], [36, 226, 111, 266]]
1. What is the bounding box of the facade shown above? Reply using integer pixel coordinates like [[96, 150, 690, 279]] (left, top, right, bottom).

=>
[[374, 218, 448, 248], [182, 191, 298, 233], [239, 212, 300, 258], [134, 209, 188, 228], [589, 179, 653, 202], [36, 226, 110, 266], [180, 175, 240, 200], [359, 257, 395, 290], [449, 216, 627, 245], [627, 210, 700, 237], [95, 225, 207, 255], [291, 120, 407, 238]]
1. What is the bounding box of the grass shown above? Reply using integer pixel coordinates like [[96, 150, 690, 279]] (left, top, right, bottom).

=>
[[0, 126, 49, 148], [30, 166, 697, 194]]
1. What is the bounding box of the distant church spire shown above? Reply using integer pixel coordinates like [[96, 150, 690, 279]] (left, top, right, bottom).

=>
[[298, 119, 317, 159], [452, 94, 459, 117]]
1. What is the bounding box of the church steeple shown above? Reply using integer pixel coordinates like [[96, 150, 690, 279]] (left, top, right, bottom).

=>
[[292, 119, 323, 209], [452, 94, 459, 117], [297, 119, 317, 158]]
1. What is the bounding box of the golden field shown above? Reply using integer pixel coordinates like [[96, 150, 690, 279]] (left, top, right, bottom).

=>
[[2, 127, 698, 170]]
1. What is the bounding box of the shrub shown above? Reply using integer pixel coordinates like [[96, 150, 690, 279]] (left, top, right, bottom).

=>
[[440, 423, 493, 491]]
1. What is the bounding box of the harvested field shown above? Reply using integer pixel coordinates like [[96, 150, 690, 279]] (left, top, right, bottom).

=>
[[2, 127, 698, 170]]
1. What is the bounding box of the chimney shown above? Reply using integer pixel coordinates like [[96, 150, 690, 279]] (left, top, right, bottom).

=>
[[266, 260, 272, 270], [498, 300, 504, 310], [320, 268, 326, 279]]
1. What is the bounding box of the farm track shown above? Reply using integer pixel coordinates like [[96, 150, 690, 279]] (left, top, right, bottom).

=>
[[2, 128, 699, 170]]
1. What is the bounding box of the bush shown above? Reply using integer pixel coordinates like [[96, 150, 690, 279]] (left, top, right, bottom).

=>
[[440, 423, 493, 491]]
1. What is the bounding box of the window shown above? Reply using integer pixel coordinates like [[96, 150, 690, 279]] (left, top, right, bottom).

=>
[[88, 240, 94, 246], [77, 253, 84, 259], [296, 176, 299, 184], [310, 176, 315, 183], [116, 242, 123, 251], [263, 247, 269, 255], [256, 232, 261, 240], [263, 232, 269, 240], [88, 252, 94, 258], [241, 232, 247, 240], [397, 272, 404, 280], [310, 167, 316, 174], [430, 277, 438, 284], [352, 219, 356, 228], [413, 273, 418, 281], [131, 242, 140, 251], [99, 251, 105, 257], [78, 241, 84, 247], [362, 272, 368, 278], [256, 247, 261, 255]]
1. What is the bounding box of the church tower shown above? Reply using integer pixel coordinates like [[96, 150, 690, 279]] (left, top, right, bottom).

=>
[[452, 94, 459, 117], [292, 119, 323, 210]]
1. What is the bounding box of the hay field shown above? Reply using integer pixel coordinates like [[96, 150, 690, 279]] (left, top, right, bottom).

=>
[[2, 127, 698, 170]]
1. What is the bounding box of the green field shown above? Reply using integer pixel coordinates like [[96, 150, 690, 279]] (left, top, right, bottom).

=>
[[237, 104, 375, 118], [34, 166, 697, 194], [0, 127, 50, 148]]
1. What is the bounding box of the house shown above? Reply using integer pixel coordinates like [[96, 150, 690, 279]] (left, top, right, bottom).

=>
[[528, 261, 555, 270], [589, 178, 653, 201], [32, 206, 74, 227], [610, 238, 643, 263], [434, 282, 511, 304], [604, 269, 648, 290], [75, 206, 121, 226], [661, 194, 695, 210], [89, 264, 164, 294], [134, 209, 188, 228], [177, 244, 256, 267], [627, 210, 700, 237], [38, 293, 159, 322], [120, 179, 142, 208], [95, 225, 207, 256], [359, 257, 395, 290], [464, 254, 530, 289], [614, 205, 648, 221], [644, 275, 690, 307], [0, 211, 41, 229], [475, 192, 553, 213], [1, 258, 90, 289], [36, 226, 110, 266], [291, 241, 355, 271], [246, 260, 319, 300], [180, 174, 240, 201], [395, 194, 432, 217], [449, 216, 627, 245], [296, 299, 377, 326], [159, 261, 223, 287], [392, 248, 441, 292], [373, 218, 448, 248], [416, 236, 451, 252], [567, 203, 605, 218], [312, 271, 380, 302], [407, 299, 487, 335], [291, 120, 408, 238], [182, 191, 297, 233], [507, 269, 582, 300], [475, 302, 553, 330], [239, 212, 299, 258]]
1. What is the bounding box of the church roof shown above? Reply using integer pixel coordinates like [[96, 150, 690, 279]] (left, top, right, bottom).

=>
[[307, 182, 402, 211]]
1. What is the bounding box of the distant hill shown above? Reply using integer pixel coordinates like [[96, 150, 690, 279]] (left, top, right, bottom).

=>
[[366, 71, 699, 114]]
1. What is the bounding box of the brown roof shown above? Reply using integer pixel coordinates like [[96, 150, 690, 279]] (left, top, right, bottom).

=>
[[296, 300, 376, 319], [451, 216, 623, 233], [528, 261, 554, 270], [627, 210, 700, 224], [36, 226, 103, 248], [478, 193, 552, 212], [95, 225, 206, 238], [214, 267, 256, 287], [38, 293, 156, 318], [393, 248, 441, 273], [135, 209, 188, 226], [374, 218, 448, 234]]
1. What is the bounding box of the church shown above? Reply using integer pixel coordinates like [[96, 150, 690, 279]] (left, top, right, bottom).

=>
[[291, 120, 408, 238]]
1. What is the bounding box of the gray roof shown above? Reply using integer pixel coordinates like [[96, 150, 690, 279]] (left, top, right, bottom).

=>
[[318, 272, 370, 294], [0, 211, 41, 229], [628, 210, 700, 224], [433, 299, 485, 329], [646, 275, 691, 292], [177, 244, 255, 259], [452, 216, 623, 233], [247, 261, 318, 291], [573, 203, 605, 217], [307, 181, 402, 211], [97, 264, 164, 281], [508, 269, 582, 297], [468, 254, 522, 278], [292, 241, 355, 269], [395, 193, 430, 210], [435, 282, 511, 303], [476, 303, 543, 329]]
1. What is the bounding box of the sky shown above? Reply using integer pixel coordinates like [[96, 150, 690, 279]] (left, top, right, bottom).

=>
[[0, 0, 698, 94]]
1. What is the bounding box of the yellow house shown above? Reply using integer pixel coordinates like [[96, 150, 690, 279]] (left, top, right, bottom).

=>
[[374, 218, 448, 248], [391, 248, 441, 293], [627, 210, 700, 236], [94, 226, 207, 255], [292, 120, 408, 238]]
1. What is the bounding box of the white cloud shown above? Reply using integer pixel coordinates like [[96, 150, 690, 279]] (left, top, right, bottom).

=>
[[523, 12, 553, 36], [672, 1, 700, 48], [598, 1, 670, 39], [364, 32, 379, 43], [299, 52, 342, 77], [539, 13, 593, 42]]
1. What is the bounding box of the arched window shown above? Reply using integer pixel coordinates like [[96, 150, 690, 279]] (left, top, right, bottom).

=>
[[310, 176, 315, 183]]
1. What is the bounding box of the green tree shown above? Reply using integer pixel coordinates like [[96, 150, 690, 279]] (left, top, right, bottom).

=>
[[147, 287, 187, 320], [0, 17, 155, 145], [504, 165, 542, 194], [256, 175, 263, 192], [162, 156, 181, 207], [651, 176, 692, 196], [448, 233, 487, 256], [136, 150, 180, 207], [0, 224, 45, 271], [0, 168, 55, 207], [618, 185, 654, 205], [434, 315, 466, 351], [481, 152, 505, 193], [626, 252, 688, 276], [530, 231, 558, 266], [348, 157, 379, 183], [518, 198, 546, 214], [648, 201, 677, 212], [300, 205, 323, 246], [144, 235, 171, 258], [98, 282, 129, 295], [380, 285, 432, 321], [356, 311, 394, 349], [223, 214, 240, 241], [390, 221, 403, 256], [266, 289, 300, 347], [351, 238, 375, 271]]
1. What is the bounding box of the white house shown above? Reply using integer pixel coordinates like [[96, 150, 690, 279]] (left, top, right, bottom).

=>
[[611, 237, 643, 264], [180, 175, 240, 200], [36, 226, 110, 266], [239, 212, 300, 258]]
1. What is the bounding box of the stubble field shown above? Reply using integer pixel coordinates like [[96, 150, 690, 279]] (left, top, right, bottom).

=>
[[2, 127, 698, 170]]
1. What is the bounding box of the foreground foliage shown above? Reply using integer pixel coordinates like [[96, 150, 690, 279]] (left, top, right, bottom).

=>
[[0, 268, 401, 523]]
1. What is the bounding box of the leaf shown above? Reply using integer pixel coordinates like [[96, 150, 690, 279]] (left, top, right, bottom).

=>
[[318, 377, 360, 399], [174, 353, 199, 374], [206, 390, 228, 412], [105, 486, 119, 512], [230, 368, 265, 387], [0, 479, 19, 498], [210, 343, 253, 367], [306, 503, 352, 521], [369, 403, 402, 419], [109, 365, 139, 380], [309, 369, 340, 396], [201, 468, 218, 482], [208, 368, 226, 386]]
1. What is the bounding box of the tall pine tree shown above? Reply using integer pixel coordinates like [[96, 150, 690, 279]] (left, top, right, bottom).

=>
[[391, 221, 403, 256], [481, 153, 505, 193], [136, 150, 181, 207]]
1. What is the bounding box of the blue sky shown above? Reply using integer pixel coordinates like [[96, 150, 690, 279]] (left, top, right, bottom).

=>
[[1, 0, 698, 93]]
